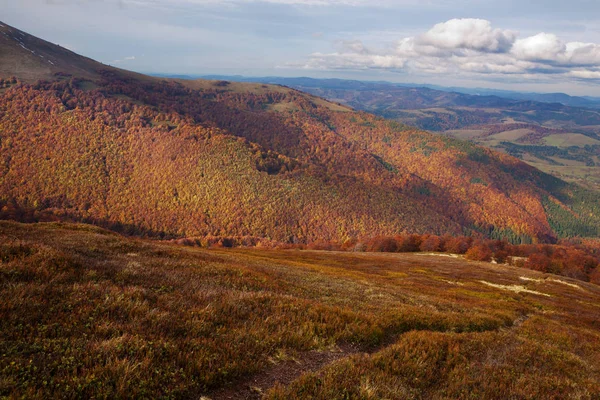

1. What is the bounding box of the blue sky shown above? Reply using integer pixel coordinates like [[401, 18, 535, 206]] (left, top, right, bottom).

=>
[[3, 0, 600, 95]]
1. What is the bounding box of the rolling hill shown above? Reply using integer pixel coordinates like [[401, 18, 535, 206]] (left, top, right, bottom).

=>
[[1, 21, 600, 243], [220, 76, 600, 191], [436, 86, 600, 109]]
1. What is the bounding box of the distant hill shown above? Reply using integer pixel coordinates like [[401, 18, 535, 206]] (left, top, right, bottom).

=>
[[196, 75, 600, 109], [199, 76, 600, 122], [437, 86, 600, 109], [1, 21, 600, 243]]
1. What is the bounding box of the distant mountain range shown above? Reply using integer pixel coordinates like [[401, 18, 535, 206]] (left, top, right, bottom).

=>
[[1, 21, 600, 243], [158, 74, 600, 109], [429, 86, 600, 110]]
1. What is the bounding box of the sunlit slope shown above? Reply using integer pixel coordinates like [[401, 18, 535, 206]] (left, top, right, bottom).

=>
[[0, 80, 459, 241], [1, 221, 599, 398]]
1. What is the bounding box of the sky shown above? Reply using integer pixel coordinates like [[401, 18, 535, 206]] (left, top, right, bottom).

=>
[[3, 0, 600, 95]]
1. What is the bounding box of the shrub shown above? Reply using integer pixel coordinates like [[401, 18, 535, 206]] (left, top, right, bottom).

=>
[[366, 236, 398, 252], [493, 250, 509, 264], [465, 244, 493, 262], [445, 236, 472, 254], [397, 234, 422, 252], [525, 253, 552, 272], [420, 235, 442, 252]]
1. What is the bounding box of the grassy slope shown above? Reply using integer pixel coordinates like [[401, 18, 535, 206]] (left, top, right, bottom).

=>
[[1, 221, 599, 399], [0, 22, 150, 84]]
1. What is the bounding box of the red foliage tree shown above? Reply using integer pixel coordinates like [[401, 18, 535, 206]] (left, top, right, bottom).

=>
[[465, 243, 493, 262], [420, 235, 442, 252], [396, 234, 422, 252], [366, 236, 399, 252], [525, 253, 552, 273], [445, 236, 472, 254]]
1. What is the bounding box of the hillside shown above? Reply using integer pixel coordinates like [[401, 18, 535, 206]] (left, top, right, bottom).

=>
[[0, 22, 101, 82], [230, 77, 600, 191], [0, 22, 147, 83], [1, 21, 600, 243], [1, 221, 599, 398]]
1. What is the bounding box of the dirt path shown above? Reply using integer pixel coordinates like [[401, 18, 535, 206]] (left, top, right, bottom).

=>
[[204, 308, 536, 400], [206, 343, 364, 400]]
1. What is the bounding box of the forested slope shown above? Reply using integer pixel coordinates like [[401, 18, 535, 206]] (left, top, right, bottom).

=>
[[1, 21, 599, 243]]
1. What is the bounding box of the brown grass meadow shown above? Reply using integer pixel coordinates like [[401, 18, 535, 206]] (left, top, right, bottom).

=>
[[1, 221, 600, 399]]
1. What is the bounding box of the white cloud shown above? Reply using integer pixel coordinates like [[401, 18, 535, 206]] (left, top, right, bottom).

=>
[[566, 42, 600, 65], [297, 18, 600, 83], [304, 52, 406, 69], [568, 69, 600, 79], [511, 34, 600, 67], [338, 39, 370, 54], [417, 19, 516, 53], [512, 33, 564, 61]]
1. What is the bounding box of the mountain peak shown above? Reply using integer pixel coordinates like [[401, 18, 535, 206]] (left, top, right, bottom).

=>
[[0, 21, 102, 82], [0, 21, 143, 83]]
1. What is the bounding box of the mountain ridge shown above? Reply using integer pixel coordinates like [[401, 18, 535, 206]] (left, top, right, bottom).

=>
[[0, 22, 151, 83], [190, 74, 600, 109]]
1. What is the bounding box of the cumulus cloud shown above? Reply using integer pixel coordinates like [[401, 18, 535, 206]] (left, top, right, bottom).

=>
[[511, 33, 564, 61], [297, 18, 600, 82], [566, 42, 600, 65], [417, 19, 516, 53]]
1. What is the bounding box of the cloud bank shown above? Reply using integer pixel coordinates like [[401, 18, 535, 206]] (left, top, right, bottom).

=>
[[298, 18, 600, 82]]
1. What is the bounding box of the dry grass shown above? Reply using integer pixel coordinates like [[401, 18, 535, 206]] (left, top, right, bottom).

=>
[[1, 221, 599, 399]]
